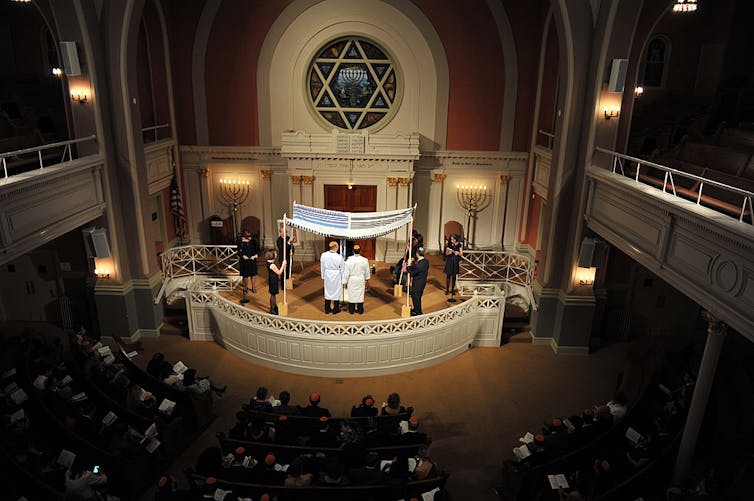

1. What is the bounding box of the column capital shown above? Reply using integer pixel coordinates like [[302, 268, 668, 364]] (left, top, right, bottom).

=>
[[291, 175, 301, 185], [260, 169, 272, 180], [432, 173, 446, 183], [398, 177, 411, 187], [499, 174, 510, 184], [199, 167, 210, 178], [702, 311, 728, 337], [301, 175, 315, 185], [387, 177, 399, 187]]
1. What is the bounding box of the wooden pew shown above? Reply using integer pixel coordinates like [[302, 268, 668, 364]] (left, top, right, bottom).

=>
[[185, 469, 449, 501]]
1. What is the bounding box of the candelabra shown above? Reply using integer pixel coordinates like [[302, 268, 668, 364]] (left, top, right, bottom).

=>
[[219, 178, 251, 237], [456, 184, 491, 249]]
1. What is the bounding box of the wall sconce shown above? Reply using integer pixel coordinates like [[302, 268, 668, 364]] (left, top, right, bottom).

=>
[[673, 0, 697, 13], [70, 88, 88, 104], [603, 105, 620, 120], [634, 86, 644, 98], [52, 67, 62, 78], [94, 268, 110, 280], [575, 267, 596, 286]]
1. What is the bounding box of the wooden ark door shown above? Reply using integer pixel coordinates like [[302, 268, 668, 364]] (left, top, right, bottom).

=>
[[324, 184, 377, 260]]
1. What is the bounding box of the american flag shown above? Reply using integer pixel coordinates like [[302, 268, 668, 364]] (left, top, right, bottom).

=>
[[169, 168, 187, 243]]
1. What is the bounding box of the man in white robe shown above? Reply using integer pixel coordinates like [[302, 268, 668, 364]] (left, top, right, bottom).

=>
[[343, 244, 370, 314], [320, 241, 344, 314]]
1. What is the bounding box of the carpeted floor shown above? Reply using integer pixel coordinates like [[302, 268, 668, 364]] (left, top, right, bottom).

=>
[[133, 330, 683, 500]]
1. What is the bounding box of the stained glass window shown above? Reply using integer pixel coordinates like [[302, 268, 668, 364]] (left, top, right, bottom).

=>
[[308, 37, 400, 131]]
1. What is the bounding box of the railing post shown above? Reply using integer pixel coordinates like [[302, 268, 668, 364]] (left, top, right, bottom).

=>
[[38, 150, 43, 169], [2, 158, 7, 178]]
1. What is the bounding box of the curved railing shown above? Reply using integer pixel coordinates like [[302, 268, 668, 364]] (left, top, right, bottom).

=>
[[189, 275, 484, 337]]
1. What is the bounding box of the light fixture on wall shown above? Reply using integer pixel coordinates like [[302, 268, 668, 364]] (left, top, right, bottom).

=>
[[603, 105, 620, 120], [575, 267, 596, 286], [673, 0, 697, 13], [634, 86, 644, 98], [219, 178, 251, 237], [70, 88, 88, 104], [347, 159, 354, 190], [11, 0, 32, 3], [94, 268, 110, 280], [51, 67, 62, 78], [456, 184, 491, 249]]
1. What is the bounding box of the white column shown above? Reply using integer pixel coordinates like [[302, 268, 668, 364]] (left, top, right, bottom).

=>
[[259, 170, 273, 248], [673, 311, 727, 484], [426, 171, 446, 253]]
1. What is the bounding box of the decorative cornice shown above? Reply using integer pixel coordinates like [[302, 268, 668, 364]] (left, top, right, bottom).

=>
[[499, 175, 510, 184]]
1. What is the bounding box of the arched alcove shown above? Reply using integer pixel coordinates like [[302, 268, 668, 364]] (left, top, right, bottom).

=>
[[259, 0, 449, 151]]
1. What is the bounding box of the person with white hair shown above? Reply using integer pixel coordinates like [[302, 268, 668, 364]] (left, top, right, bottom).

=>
[[320, 241, 344, 314]]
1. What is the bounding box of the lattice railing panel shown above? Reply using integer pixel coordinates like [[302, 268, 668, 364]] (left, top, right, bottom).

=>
[[190, 289, 479, 337], [162, 245, 239, 279], [458, 251, 534, 287]]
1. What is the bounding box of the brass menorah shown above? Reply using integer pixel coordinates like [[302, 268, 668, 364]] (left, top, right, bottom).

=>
[[456, 184, 491, 248], [219, 178, 251, 237]]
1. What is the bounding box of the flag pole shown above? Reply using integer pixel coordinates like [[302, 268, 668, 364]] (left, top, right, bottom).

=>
[[401, 207, 415, 318]]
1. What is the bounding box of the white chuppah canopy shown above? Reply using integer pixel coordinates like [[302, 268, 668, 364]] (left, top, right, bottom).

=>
[[280, 202, 416, 313], [283, 202, 415, 240]]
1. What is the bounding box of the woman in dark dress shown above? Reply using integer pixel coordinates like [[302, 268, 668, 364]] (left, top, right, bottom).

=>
[[266, 249, 286, 315], [443, 233, 463, 295], [237, 231, 259, 300]]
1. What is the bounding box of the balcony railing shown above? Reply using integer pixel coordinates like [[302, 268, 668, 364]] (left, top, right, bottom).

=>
[[141, 123, 170, 144], [458, 250, 535, 287], [537, 129, 555, 149], [595, 147, 754, 224], [0, 135, 97, 179]]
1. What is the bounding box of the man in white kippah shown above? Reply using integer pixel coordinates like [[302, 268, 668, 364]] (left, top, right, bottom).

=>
[[343, 244, 370, 314], [320, 241, 344, 314]]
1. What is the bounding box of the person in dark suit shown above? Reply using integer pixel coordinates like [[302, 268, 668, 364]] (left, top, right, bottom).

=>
[[299, 392, 331, 418], [276, 226, 295, 287], [407, 247, 429, 315], [351, 395, 378, 417]]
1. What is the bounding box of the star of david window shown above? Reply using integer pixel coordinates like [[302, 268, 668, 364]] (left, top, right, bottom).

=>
[[308, 37, 400, 131]]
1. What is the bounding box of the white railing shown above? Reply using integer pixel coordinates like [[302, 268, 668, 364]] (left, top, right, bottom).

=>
[[192, 283, 483, 336], [458, 250, 535, 287], [141, 123, 170, 143], [0, 135, 97, 179], [161, 244, 239, 279], [596, 147, 754, 224], [538, 129, 555, 149]]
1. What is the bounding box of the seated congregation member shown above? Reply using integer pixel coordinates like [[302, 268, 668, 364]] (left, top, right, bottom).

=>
[[396, 416, 431, 445], [607, 391, 627, 422], [284, 456, 315, 487], [181, 368, 226, 397], [247, 419, 273, 443], [299, 392, 331, 418], [382, 392, 407, 415], [271, 390, 299, 415], [249, 453, 287, 485], [349, 451, 385, 485], [413, 445, 438, 480], [64, 459, 109, 501], [351, 395, 378, 417], [319, 459, 350, 485], [155, 474, 190, 501], [146, 352, 165, 378], [249, 386, 273, 412], [228, 411, 251, 440]]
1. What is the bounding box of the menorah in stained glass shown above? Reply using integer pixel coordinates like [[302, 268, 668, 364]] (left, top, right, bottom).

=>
[[456, 184, 491, 249], [219, 178, 251, 237]]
